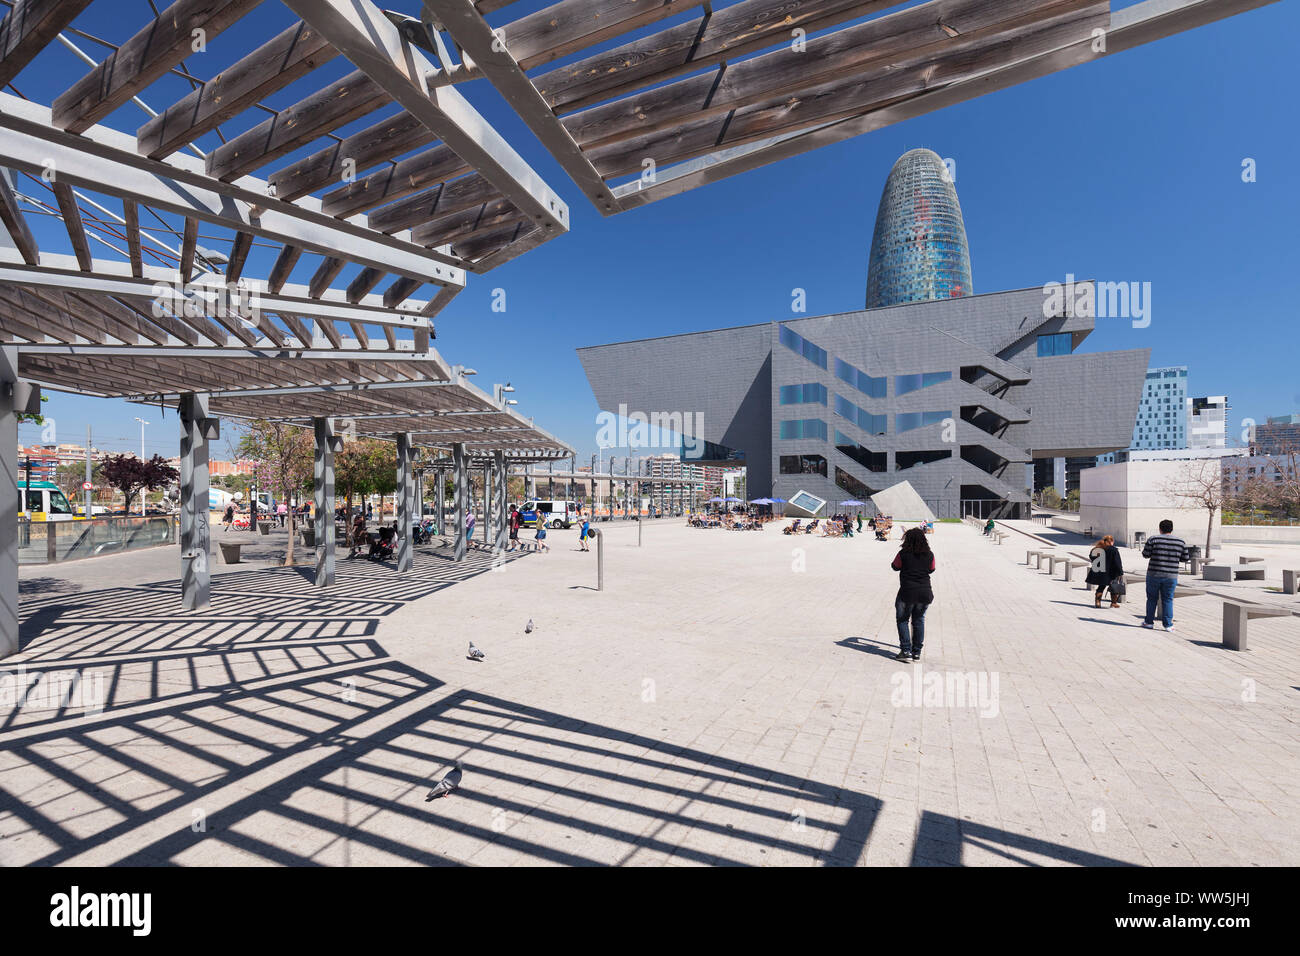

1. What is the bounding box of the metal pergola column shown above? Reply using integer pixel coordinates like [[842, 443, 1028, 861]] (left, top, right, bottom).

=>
[[313, 417, 337, 587], [482, 461, 491, 549], [396, 433, 414, 572], [179, 392, 215, 611], [493, 450, 508, 553], [453, 442, 468, 561], [1, 345, 27, 659]]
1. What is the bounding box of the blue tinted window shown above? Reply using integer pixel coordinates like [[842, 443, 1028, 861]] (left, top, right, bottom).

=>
[[779, 383, 827, 406], [779, 325, 827, 369], [1036, 333, 1072, 356], [779, 419, 828, 441], [896, 410, 952, 433], [834, 358, 886, 398], [898, 370, 953, 394], [834, 395, 887, 435]]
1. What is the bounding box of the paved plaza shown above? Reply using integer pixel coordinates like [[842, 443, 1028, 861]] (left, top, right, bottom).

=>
[[3, 519, 1298, 867]]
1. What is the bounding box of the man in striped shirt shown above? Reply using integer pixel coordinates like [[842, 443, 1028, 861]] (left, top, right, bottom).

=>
[[1141, 519, 1190, 631]]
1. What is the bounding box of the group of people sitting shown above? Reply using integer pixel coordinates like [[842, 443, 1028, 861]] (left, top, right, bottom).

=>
[[688, 511, 767, 530]]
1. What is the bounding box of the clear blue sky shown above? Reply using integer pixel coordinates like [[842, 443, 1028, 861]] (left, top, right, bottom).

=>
[[13, 1, 1298, 462]]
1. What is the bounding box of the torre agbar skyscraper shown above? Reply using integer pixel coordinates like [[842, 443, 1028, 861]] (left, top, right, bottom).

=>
[[865, 148, 973, 309]]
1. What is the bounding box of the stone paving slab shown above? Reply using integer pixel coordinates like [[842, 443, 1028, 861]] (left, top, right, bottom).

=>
[[2, 519, 1298, 866]]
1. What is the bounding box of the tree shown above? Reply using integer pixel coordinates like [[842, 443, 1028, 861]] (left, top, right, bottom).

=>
[[1038, 486, 1062, 510], [336, 438, 396, 542], [99, 454, 179, 514], [237, 421, 313, 566], [55, 461, 101, 500], [1161, 460, 1224, 552]]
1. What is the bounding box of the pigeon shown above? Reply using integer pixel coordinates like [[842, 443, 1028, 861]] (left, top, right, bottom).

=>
[[467, 641, 485, 661], [524, 619, 534, 634], [425, 761, 463, 801]]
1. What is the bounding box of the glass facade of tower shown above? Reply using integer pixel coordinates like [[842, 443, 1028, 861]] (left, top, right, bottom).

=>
[[865, 149, 973, 309]]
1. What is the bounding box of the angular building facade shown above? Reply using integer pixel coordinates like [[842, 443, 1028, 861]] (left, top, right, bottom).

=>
[[579, 284, 1149, 519], [865, 149, 973, 308]]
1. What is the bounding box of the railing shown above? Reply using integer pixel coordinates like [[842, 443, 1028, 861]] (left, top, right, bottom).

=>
[[17, 516, 177, 565]]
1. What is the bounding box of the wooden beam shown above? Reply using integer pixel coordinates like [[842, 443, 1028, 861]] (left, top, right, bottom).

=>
[[225, 230, 252, 282], [321, 143, 469, 219], [564, 0, 1094, 151], [137, 20, 336, 160], [411, 197, 523, 247], [278, 311, 313, 346], [52, 0, 263, 134], [587, 4, 1108, 178], [307, 255, 345, 297], [347, 321, 369, 349], [315, 317, 342, 348], [346, 267, 385, 303], [366, 173, 497, 236], [0, 0, 94, 89], [205, 69, 389, 182], [268, 112, 436, 203], [453, 221, 530, 261], [0, 168, 38, 265], [267, 243, 302, 294], [381, 276, 421, 309], [179, 216, 198, 282], [51, 181, 92, 271], [502, 0, 704, 73], [122, 199, 143, 277]]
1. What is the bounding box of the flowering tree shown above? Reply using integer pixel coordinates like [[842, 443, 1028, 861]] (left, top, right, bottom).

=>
[[237, 421, 313, 565], [336, 439, 396, 542]]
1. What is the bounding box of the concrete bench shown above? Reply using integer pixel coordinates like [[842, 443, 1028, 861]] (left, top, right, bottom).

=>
[[1284, 570, 1299, 596], [1239, 555, 1265, 565], [1222, 599, 1292, 651], [1122, 572, 1207, 599], [1203, 564, 1233, 582], [1061, 558, 1091, 583], [1026, 548, 1051, 567], [1044, 554, 1069, 575], [1235, 566, 1266, 581]]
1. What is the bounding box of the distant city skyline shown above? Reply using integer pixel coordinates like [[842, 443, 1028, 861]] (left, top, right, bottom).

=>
[[9, 2, 1298, 463]]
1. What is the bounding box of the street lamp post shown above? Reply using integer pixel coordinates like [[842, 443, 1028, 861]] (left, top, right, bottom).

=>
[[133, 417, 150, 515]]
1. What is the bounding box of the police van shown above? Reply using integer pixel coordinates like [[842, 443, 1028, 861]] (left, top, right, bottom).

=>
[[519, 499, 580, 529]]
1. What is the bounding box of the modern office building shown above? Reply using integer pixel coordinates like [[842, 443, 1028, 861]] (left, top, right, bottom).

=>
[[1252, 414, 1300, 455], [1187, 395, 1229, 449], [864, 149, 972, 309], [1130, 366, 1190, 449], [579, 283, 1149, 519]]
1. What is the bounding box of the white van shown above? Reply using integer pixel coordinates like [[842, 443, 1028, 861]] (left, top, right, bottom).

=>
[[519, 499, 581, 529]]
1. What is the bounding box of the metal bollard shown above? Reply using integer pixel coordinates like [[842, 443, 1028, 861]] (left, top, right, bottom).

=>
[[597, 528, 604, 591]]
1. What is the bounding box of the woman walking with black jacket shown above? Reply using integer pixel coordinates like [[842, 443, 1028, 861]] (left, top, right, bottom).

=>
[[1086, 535, 1125, 608], [891, 527, 936, 661]]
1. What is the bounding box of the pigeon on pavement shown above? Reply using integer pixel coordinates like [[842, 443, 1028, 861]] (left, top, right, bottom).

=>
[[525, 619, 534, 634], [425, 761, 463, 801], [467, 641, 485, 661]]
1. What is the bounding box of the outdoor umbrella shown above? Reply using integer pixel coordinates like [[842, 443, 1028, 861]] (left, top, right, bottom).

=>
[[770, 497, 787, 517]]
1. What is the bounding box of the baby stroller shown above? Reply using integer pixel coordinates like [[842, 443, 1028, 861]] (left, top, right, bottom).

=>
[[368, 524, 397, 561]]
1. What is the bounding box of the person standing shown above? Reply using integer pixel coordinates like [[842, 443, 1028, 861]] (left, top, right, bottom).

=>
[[508, 504, 521, 552], [276, 500, 287, 528], [1141, 519, 1189, 631], [536, 514, 549, 553], [466, 509, 476, 546], [578, 517, 592, 552], [891, 527, 936, 662]]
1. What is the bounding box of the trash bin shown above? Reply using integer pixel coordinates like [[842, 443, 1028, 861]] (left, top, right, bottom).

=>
[[301, 528, 315, 548]]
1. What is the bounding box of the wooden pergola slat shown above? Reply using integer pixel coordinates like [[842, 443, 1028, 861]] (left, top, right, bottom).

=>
[[321, 143, 469, 219], [346, 266, 385, 303], [267, 243, 302, 294], [206, 68, 388, 182], [586, 4, 1107, 178], [225, 230, 252, 283], [381, 276, 420, 309], [0, 169, 38, 265], [268, 112, 435, 203], [532, 0, 895, 114], [52, 0, 264, 134], [122, 199, 143, 277], [307, 255, 345, 298], [179, 216, 198, 282], [411, 197, 523, 247], [0, 0, 94, 88], [367, 172, 496, 236], [564, 0, 1093, 152], [50, 181, 92, 271], [137, 20, 336, 160]]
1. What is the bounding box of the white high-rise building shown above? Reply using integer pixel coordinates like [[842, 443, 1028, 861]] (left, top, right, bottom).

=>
[[1187, 395, 1229, 449]]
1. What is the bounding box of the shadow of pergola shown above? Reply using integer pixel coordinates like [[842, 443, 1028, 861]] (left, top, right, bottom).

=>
[[3, 548, 1135, 866]]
